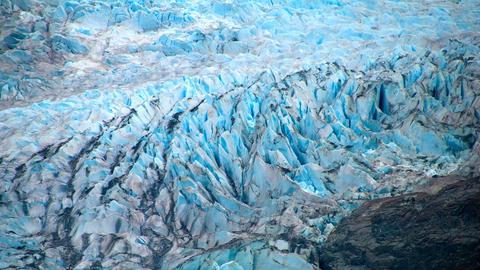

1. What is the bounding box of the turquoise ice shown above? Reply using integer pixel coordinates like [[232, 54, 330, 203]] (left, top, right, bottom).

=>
[[0, 0, 479, 269]]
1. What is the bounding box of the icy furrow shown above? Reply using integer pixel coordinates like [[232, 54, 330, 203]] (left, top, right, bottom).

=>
[[1, 0, 480, 109], [1, 37, 479, 269]]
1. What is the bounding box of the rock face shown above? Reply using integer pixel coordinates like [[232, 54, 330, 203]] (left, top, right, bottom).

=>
[[320, 177, 480, 270]]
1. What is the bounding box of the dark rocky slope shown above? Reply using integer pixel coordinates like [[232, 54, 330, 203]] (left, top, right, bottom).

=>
[[320, 176, 480, 270]]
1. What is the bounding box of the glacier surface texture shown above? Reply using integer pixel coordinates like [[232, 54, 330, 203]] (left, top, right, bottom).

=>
[[0, 0, 479, 269]]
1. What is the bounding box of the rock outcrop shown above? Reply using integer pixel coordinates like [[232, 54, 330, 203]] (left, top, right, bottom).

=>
[[320, 176, 480, 270]]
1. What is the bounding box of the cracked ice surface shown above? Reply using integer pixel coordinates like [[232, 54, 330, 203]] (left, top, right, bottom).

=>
[[1, 0, 480, 269], [1, 0, 480, 108]]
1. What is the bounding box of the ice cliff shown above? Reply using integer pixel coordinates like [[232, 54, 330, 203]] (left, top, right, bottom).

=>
[[0, 0, 479, 269]]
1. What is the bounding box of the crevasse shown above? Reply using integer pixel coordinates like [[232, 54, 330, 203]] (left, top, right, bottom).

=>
[[0, 0, 479, 269]]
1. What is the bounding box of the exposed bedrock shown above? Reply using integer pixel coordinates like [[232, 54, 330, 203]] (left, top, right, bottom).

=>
[[319, 176, 480, 270]]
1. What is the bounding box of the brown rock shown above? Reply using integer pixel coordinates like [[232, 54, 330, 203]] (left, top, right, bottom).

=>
[[320, 177, 480, 270]]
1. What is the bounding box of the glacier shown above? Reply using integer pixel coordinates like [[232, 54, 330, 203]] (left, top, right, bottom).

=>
[[0, 0, 479, 269]]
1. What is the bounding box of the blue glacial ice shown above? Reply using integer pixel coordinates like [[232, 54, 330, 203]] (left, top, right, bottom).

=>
[[0, 0, 480, 269]]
